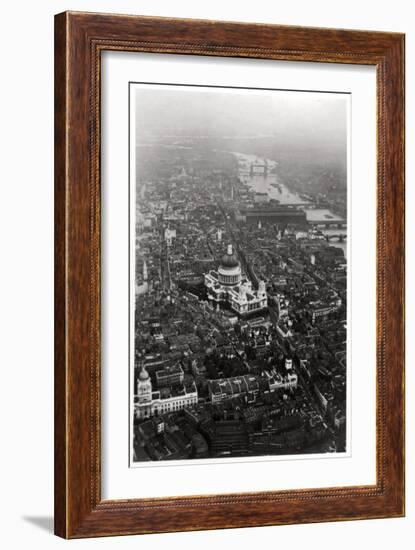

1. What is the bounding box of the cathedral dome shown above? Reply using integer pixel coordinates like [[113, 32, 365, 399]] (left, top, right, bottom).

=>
[[138, 365, 150, 381], [220, 244, 240, 270], [218, 244, 242, 286]]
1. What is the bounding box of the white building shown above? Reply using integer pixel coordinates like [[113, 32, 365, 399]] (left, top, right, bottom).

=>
[[204, 244, 267, 316], [268, 372, 298, 391], [264, 359, 298, 391], [135, 365, 198, 420], [164, 227, 176, 246], [136, 260, 149, 296]]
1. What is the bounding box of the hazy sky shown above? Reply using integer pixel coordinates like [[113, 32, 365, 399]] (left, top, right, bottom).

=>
[[134, 84, 348, 153]]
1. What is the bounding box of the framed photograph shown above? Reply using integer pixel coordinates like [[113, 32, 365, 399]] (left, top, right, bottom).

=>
[[54, 11, 405, 538]]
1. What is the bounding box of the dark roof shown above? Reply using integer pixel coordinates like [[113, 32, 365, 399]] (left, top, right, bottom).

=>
[[220, 246, 240, 269]]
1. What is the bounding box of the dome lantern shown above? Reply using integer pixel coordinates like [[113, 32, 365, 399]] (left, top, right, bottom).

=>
[[138, 364, 150, 381], [220, 244, 240, 270], [218, 244, 242, 286]]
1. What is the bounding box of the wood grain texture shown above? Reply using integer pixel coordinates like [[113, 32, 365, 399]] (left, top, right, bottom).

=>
[[54, 11, 405, 539], [54, 11, 68, 539]]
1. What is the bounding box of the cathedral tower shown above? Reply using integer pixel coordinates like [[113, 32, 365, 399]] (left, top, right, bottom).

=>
[[136, 365, 152, 418]]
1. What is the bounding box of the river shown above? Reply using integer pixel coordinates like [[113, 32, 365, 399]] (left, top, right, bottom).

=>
[[231, 152, 348, 259]]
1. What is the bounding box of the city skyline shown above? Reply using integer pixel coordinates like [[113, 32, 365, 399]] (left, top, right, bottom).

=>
[[134, 84, 348, 167], [131, 84, 348, 464]]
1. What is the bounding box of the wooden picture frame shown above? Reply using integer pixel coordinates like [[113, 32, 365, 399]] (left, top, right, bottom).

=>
[[54, 11, 405, 538]]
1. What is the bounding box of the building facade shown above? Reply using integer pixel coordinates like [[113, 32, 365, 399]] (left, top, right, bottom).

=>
[[155, 363, 184, 388], [135, 365, 198, 420], [208, 359, 297, 405], [239, 206, 307, 226]]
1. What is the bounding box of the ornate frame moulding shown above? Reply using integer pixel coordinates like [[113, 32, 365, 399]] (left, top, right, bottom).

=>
[[54, 11, 405, 538]]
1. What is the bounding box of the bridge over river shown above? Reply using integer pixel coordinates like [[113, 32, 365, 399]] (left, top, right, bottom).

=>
[[325, 233, 347, 242], [308, 219, 347, 229]]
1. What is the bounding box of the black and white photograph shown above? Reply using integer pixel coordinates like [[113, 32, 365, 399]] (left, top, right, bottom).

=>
[[0, 0, 409, 545], [130, 84, 349, 464]]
